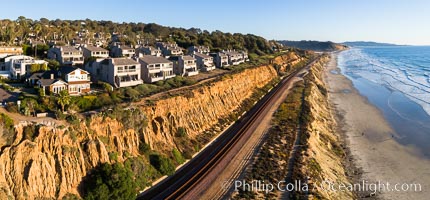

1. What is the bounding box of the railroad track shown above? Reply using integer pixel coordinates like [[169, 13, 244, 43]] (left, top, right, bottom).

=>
[[138, 57, 320, 200]]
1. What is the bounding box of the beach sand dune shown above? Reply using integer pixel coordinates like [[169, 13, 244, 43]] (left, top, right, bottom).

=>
[[324, 53, 430, 200]]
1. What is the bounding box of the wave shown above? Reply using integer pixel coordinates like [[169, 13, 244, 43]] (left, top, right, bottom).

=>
[[338, 48, 430, 117]]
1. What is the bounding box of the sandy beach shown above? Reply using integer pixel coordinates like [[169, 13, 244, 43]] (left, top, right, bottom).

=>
[[324, 53, 430, 200]]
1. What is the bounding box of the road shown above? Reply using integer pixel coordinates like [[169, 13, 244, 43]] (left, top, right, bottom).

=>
[[137, 57, 320, 200]]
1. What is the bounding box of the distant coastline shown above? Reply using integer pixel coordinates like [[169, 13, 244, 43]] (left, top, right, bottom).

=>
[[342, 41, 407, 47]]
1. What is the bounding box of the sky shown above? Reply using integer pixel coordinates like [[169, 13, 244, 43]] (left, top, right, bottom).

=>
[[1, 0, 429, 45]]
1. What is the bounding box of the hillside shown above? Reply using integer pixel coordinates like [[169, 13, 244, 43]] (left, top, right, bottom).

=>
[[277, 40, 347, 52], [342, 41, 401, 47], [0, 17, 274, 55]]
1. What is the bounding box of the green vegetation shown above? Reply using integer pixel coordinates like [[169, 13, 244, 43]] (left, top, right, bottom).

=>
[[277, 40, 347, 52], [22, 43, 50, 58], [57, 90, 71, 112], [0, 113, 15, 146], [1, 17, 274, 55], [176, 127, 187, 137], [22, 124, 41, 142], [82, 163, 137, 200], [235, 77, 308, 199], [149, 153, 176, 176], [172, 148, 185, 165], [124, 157, 160, 190]]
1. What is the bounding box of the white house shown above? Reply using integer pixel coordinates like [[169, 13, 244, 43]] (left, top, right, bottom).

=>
[[174, 55, 198, 76], [85, 58, 143, 88], [82, 45, 109, 59], [47, 46, 84, 65], [136, 46, 162, 57], [139, 55, 175, 83], [192, 52, 215, 72], [2, 55, 47, 79], [111, 45, 135, 58]]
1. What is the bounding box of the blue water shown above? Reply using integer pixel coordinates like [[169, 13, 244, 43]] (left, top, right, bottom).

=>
[[338, 46, 430, 158]]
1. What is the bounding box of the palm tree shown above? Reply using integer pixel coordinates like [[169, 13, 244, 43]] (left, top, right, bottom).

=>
[[57, 90, 71, 113]]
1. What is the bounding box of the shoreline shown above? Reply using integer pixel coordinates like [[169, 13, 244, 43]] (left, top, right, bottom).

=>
[[324, 52, 430, 200]]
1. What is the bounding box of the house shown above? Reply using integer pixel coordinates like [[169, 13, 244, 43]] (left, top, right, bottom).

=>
[[26, 72, 45, 86], [82, 45, 109, 59], [241, 51, 249, 62], [192, 52, 215, 72], [2, 55, 47, 79], [137, 46, 162, 57], [85, 58, 143, 88], [37, 78, 68, 95], [187, 46, 210, 54], [47, 46, 84, 65], [57, 66, 91, 95], [211, 52, 230, 68], [0, 46, 23, 59], [225, 50, 245, 65], [173, 55, 198, 76], [138, 55, 175, 83], [163, 46, 183, 57], [156, 42, 184, 57], [110, 45, 135, 58]]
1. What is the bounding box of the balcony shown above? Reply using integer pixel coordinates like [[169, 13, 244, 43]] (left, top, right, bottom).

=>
[[150, 76, 164, 83], [119, 79, 143, 87], [186, 71, 198, 76]]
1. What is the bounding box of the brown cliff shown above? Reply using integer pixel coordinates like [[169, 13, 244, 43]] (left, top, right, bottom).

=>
[[0, 53, 303, 199]]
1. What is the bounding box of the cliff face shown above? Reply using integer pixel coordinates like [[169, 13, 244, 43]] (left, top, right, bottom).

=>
[[297, 56, 353, 199], [0, 117, 141, 199], [142, 65, 277, 151], [0, 55, 289, 199]]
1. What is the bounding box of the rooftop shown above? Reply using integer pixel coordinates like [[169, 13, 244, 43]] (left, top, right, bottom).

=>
[[111, 58, 140, 65], [193, 52, 211, 59], [139, 55, 171, 64], [182, 55, 195, 60], [58, 46, 81, 52], [83, 45, 109, 52]]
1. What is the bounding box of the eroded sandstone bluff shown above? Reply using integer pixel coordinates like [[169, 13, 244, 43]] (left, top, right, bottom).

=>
[[0, 53, 303, 199], [293, 56, 354, 199]]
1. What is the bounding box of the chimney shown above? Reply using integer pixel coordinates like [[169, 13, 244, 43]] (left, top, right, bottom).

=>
[[50, 73, 54, 79]]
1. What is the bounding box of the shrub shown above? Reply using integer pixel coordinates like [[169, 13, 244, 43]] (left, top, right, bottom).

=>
[[149, 153, 175, 176], [176, 127, 187, 137], [0, 113, 14, 129], [172, 149, 185, 164], [22, 124, 40, 141], [124, 157, 159, 189], [139, 142, 151, 155], [82, 163, 137, 200]]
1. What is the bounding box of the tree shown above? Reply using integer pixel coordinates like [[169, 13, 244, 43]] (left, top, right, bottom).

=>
[[45, 59, 60, 70], [149, 153, 175, 176], [57, 90, 71, 112], [83, 163, 137, 200]]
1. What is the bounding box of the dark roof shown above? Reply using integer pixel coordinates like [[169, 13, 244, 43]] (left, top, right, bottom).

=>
[[38, 79, 66, 86], [27, 72, 44, 79], [58, 66, 79, 75], [139, 55, 171, 64]]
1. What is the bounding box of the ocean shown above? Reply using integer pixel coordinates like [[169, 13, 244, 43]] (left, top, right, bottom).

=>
[[338, 46, 430, 157]]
